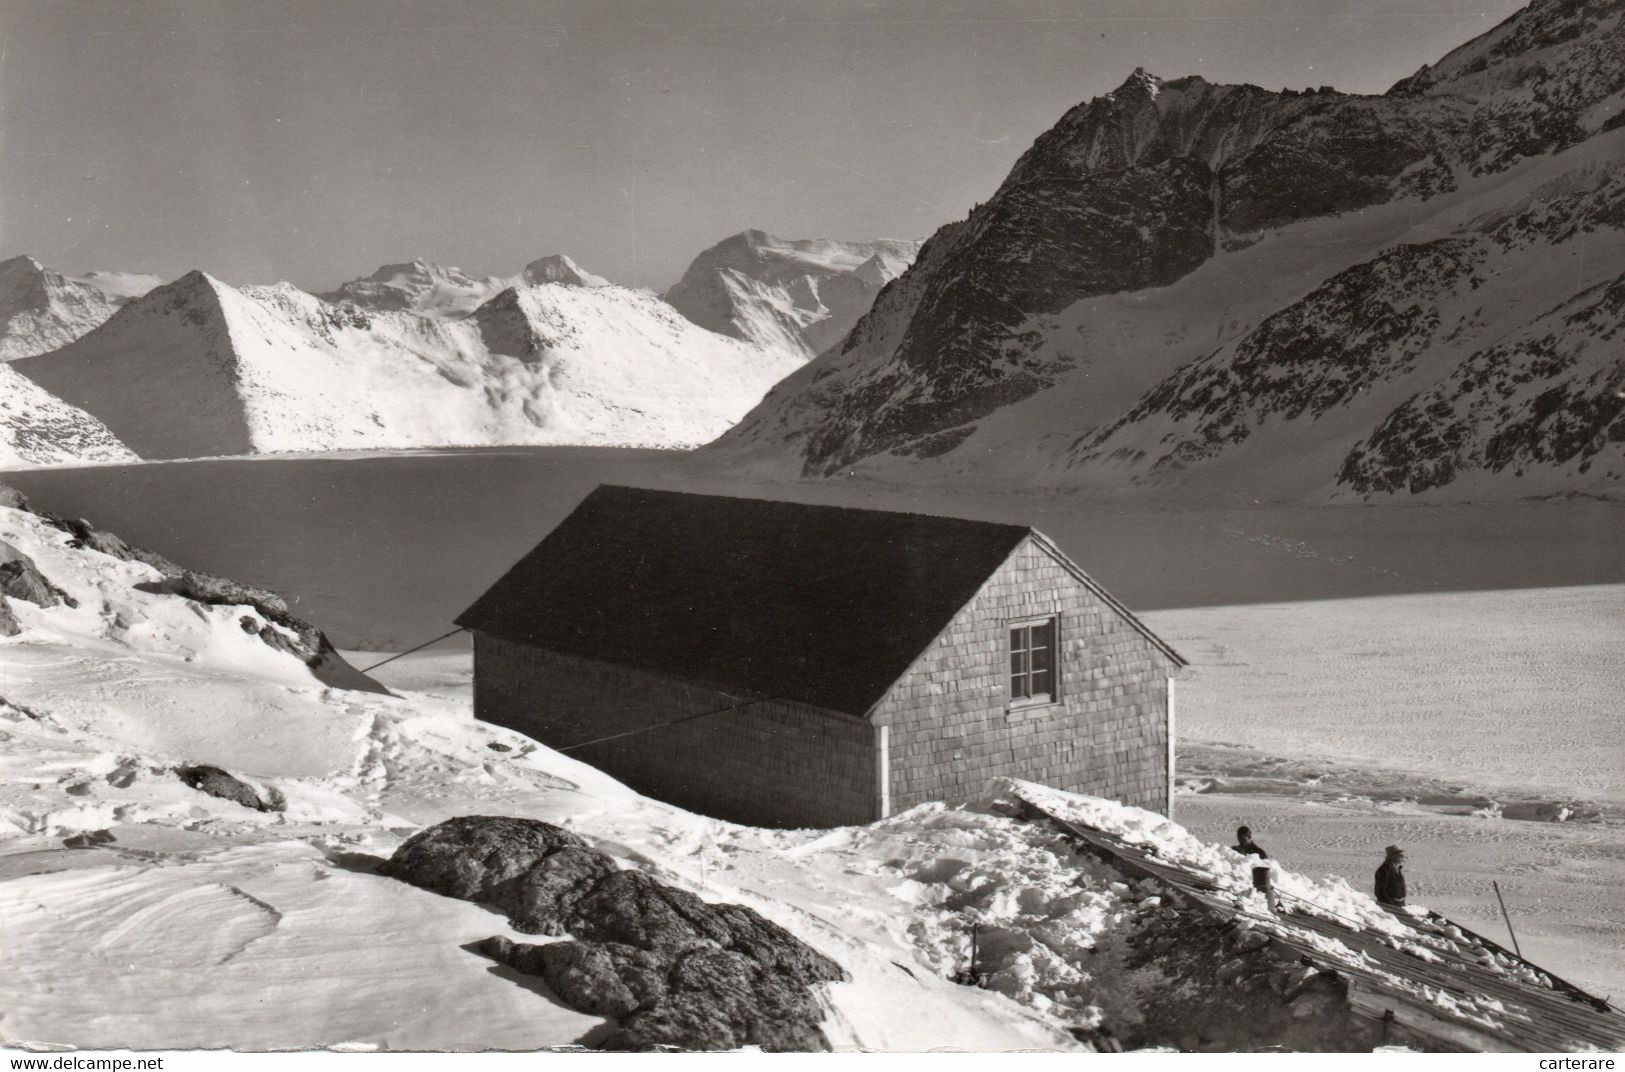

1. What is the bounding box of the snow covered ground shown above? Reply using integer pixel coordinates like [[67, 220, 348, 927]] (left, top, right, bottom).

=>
[[0, 499, 1093, 1050], [1145, 587, 1625, 805], [2, 472, 1619, 1048], [1142, 589, 1625, 999]]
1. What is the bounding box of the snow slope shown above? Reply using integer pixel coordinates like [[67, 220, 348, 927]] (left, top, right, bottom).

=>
[[0, 496, 1065, 1051], [0, 256, 161, 362], [1067, 139, 1625, 501], [663, 231, 921, 362], [12, 272, 801, 459], [0, 363, 136, 470]]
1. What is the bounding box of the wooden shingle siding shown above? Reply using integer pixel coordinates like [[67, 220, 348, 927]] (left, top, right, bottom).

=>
[[474, 634, 877, 828], [870, 537, 1174, 814]]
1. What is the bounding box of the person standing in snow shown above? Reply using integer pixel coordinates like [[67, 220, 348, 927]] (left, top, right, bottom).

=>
[[1232, 825, 1276, 909], [1375, 845, 1407, 907]]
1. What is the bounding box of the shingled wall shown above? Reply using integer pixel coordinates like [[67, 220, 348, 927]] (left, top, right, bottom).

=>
[[472, 635, 878, 828], [869, 537, 1176, 814]]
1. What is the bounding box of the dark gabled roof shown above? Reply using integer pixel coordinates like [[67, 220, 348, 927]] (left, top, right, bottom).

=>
[[458, 486, 1028, 714], [458, 485, 1181, 715]]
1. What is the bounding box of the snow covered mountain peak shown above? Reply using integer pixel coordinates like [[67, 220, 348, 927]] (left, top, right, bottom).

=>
[[520, 254, 611, 288], [11, 266, 803, 460], [320, 258, 507, 318], [0, 254, 46, 276], [137, 269, 245, 326], [663, 231, 922, 361], [0, 257, 52, 312], [0, 254, 163, 362], [851, 250, 912, 288], [1108, 67, 1163, 101], [163, 267, 227, 294]]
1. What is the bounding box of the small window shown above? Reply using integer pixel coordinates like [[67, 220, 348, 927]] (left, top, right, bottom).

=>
[[1009, 617, 1058, 703]]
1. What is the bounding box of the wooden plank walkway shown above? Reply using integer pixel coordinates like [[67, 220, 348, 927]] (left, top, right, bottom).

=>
[[1012, 792, 1625, 1053]]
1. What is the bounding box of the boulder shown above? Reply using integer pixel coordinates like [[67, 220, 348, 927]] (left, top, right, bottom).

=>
[[176, 764, 282, 812], [480, 936, 669, 1019], [609, 992, 742, 1052], [396, 815, 845, 1051], [0, 541, 75, 608], [533, 942, 643, 1018], [568, 869, 733, 952], [711, 902, 847, 986], [63, 829, 117, 849], [383, 815, 589, 903], [500, 845, 621, 935], [0, 597, 19, 637]]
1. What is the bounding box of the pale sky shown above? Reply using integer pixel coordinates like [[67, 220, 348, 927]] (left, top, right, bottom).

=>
[[0, 0, 1523, 292]]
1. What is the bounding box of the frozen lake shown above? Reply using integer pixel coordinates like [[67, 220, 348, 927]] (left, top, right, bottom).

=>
[[5, 446, 1622, 648]]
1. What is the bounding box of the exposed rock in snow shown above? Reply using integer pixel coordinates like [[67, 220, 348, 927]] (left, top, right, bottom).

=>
[[133, 567, 385, 694], [1068, 151, 1625, 499], [388, 814, 846, 1051], [0, 255, 161, 362], [1338, 269, 1625, 497], [382, 813, 593, 909], [663, 230, 921, 361], [0, 483, 383, 693], [13, 270, 800, 459], [175, 764, 284, 813], [711, 0, 1625, 501], [0, 539, 76, 609], [1389, 0, 1625, 171]]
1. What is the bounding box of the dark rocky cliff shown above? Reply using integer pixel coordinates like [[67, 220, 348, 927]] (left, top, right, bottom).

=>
[[712, 0, 1625, 499]]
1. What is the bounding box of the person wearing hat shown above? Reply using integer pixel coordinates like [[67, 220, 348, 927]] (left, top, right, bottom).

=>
[[1375, 845, 1407, 908]]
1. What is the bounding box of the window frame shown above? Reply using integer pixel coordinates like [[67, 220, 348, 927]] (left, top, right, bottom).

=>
[[1007, 614, 1061, 709]]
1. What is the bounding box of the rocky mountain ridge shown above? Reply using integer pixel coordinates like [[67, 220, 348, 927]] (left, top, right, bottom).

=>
[[712, 0, 1625, 501], [1070, 151, 1625, 499]]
